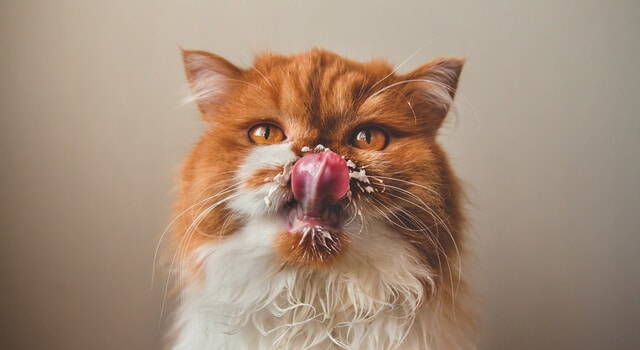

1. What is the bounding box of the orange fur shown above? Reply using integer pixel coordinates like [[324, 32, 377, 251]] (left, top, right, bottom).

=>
[[274, 228, 350, 268]]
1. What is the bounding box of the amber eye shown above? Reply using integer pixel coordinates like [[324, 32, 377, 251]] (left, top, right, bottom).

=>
[[352, 127, 388, 150], [248, 124, 286, 145]]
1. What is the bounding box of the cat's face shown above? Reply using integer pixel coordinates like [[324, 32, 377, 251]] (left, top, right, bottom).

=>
[[177, 49, 464, 277]]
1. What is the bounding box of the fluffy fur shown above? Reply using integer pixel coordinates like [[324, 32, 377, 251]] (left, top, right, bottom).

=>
[[169, 49, 474, 349]]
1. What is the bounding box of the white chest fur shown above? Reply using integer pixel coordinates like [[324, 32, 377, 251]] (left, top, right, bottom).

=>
[[170, 216, 453, 350]]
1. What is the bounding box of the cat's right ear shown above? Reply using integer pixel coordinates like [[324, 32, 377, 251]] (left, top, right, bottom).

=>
[[182, 49, 242, 115]]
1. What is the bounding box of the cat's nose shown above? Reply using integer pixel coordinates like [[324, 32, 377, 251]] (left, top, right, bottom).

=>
[[291, 150, 350, 217]]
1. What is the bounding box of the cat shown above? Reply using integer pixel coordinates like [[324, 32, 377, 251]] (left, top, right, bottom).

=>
[[168, 48, 474, 349]]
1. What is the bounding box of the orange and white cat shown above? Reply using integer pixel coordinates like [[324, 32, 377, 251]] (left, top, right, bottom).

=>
[[170, 48, 474, 349]]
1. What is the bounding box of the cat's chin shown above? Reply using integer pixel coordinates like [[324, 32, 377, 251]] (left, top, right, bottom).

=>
[[273, 202, 348, 268], [284, 201, 343, 232]]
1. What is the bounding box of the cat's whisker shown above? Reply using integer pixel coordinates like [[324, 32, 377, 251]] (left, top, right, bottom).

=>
[[349, 192, 368, 234], [373, 176, 444, 200], [367, 76, 480, 134], [369, 78, 454, 103], [379, 188, 463, 303], [353, 65, 370, 105], [153, 195, 213, 288], [369, 196, 456, 324], [343, 201, 361, 226], [380, 88, 419, 125], [364, 177, 462, 293], [366, 197, 413, 233], [177, 191, 241, 274], [370, 200, 444, 274], [374, 195, 449, 273], [152, 179, 240, 287], [349, 168, 465, 329], [251, 66, 278, 94], [382, 189, 461, 270], [169, 199, 238, 321], [160, 186, 241, 322], [371, 197, 429, 233], [366, 45, 426, 96]]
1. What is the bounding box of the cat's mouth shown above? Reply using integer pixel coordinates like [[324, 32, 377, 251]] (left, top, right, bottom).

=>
[[273, 149, 351, 267], [284, 200, 344, 233], [286, 149, 350, 231], [275, 200, 348, 267]]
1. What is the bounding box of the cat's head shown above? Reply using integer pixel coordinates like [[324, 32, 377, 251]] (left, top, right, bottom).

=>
[[177, 49, 464, 277]]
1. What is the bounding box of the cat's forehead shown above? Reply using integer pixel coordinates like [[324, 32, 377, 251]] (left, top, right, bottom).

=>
[[252, 49, 393, 78], [248, 50, 396, 122]]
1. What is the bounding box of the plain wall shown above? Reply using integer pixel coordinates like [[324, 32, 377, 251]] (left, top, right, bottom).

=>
[[1, 1, 639, 349]]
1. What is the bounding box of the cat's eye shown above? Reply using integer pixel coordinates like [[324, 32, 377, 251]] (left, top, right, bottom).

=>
[[248, 124, 286, 145], [352, 127, 388, 150]]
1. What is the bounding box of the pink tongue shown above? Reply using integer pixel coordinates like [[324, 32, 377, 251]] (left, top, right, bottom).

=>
[[291, 151, 350, 217]]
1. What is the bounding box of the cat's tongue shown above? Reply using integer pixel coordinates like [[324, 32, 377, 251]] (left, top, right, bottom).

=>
[[291, 151, 350, 218]]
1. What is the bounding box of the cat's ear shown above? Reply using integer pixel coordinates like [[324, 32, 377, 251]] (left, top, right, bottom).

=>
[[403, 57, 464, 130], [182, 49, 242, 115]]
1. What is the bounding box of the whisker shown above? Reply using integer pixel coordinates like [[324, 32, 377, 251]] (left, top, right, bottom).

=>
[[367, 77, 480, 134], [165, 197, 238, 321], [176, 191, 241, 279], [382, 189, 462, 273], [354, 65, 369, 104], [152, 180, 239, 286], [373, 176, 443, 199], [159, 187, 241, 322], [372, 193, 460, 322], [366, 46, 427, 95], [369, 78, 453, 101], [251, 66, 278, 93], [365, 175, 463, 298]]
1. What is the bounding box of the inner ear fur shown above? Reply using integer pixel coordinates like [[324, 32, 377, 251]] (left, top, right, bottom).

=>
[[402, 57, 465, 131], [182, 49, 243, 115]]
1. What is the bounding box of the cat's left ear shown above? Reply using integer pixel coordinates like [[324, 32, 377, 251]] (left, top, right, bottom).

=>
[[182, 49, 243, 116], [403, 57, 464, 128]]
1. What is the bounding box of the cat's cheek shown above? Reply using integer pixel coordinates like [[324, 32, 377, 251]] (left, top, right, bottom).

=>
[[229, 143, 297, 216], [236, 143, 297, 179], [228, 188, 270, 216]]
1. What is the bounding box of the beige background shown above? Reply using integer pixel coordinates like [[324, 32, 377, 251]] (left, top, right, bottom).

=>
[[1, 1, 639, 349]]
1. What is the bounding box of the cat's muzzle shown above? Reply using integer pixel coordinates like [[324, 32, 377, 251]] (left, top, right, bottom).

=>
[[275, 150, 351, 267]]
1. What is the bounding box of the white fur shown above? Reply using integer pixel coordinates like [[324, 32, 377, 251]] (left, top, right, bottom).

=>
[[230, 143, 297, 216], [171, 144, 467, 349]]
